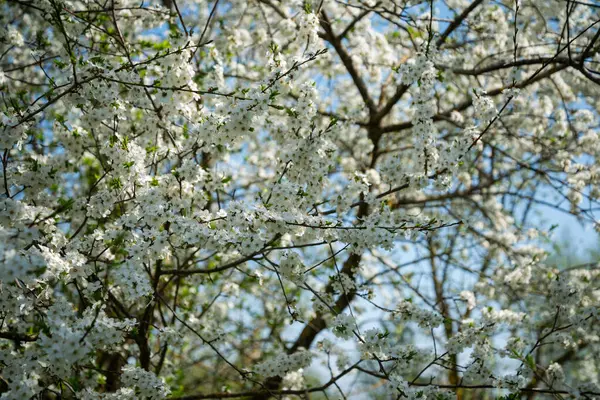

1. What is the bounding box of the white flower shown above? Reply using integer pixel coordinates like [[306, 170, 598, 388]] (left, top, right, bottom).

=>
[[121, 366, 170, 399], [7, 26, 25, 46], [460, 290, 476, 310], [331, 313, 355, 339], [254, 350, 312, 378], [547, 362, 564, 381]]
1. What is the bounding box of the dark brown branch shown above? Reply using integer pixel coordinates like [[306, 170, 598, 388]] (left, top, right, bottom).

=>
[[173, 362, 361, 399], [0, 331, 38, 342], [319, 11, 378, 114], [436, 0, 485, 47]]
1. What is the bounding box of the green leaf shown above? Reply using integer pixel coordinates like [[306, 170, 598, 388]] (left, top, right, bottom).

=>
[[526, 354, 535, 370], [109, 177, 123, 190], [303, 1, 312, 13]]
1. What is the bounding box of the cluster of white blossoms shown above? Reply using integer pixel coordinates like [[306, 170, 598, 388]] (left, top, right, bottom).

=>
[[78, 366, 171, 400], [386, 373, 454, 400], [406, 52, 440, 176], [393, 300, 444, 329], [0, 299, 136, 399], [253, 350, 313, 378], [112, 260, 154, 301], [472, 89, 497, 122], [278, 251, 305, 283], [331, 313, 355, 339], [121, 366, 171, 400], [1, 0, 600, 398]]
